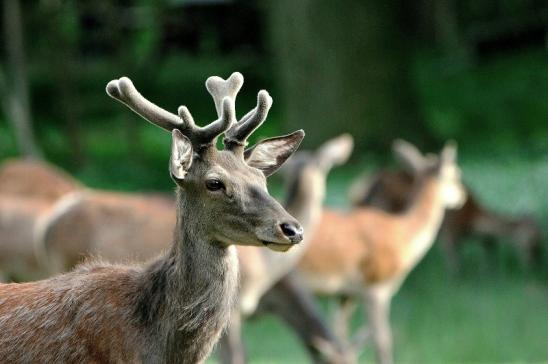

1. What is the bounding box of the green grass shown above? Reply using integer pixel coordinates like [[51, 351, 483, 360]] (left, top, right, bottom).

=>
[[216, 264, 548, 364]]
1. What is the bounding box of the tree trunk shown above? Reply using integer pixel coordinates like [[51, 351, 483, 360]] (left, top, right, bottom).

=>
[[266, 0, 425, 152], [44, 0, 84, 166], [2, 0, 42, 159]]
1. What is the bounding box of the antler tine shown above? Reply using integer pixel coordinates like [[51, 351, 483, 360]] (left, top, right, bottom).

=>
[[107, 76, 234, 148], [177, 96, 235, 147], [205, 72, 244, 118], [224, 90, 273, 147], [106, 77, 182, 131]]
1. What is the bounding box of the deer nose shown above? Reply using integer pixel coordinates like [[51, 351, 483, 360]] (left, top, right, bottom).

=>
[[279, 222, 304, 243]]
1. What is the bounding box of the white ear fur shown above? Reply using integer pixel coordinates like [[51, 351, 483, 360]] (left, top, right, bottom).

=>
[[316, 133, 354, 170], [244, 130, 305, 177], [441, 140, 458, 164], [392, 139, 428, 173], [170, 129, 193, 180]]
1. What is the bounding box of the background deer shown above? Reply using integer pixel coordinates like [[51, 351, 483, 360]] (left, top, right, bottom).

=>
[[298, 140, 466, 364], [0, 159, 81, 200], [348, 145, 542, 271], [0, 159, 81, 281], [219, 133, 354, 364], [0, 72, 304, 363], [36, 190, 176, 275]]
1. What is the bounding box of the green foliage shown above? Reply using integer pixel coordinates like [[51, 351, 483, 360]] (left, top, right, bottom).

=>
[[414, 48, 548, 153], [267, 0, 422, 152]]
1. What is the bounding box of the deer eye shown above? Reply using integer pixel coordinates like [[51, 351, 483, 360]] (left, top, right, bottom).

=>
[[205, 179, 225, 191]]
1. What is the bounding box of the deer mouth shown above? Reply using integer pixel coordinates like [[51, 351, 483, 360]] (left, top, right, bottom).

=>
[[261, 240, 294, 252]]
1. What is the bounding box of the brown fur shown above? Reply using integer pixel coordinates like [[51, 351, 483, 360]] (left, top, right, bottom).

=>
[[0, 159, 80, 281], [40, 191, 176, 273], [0, 159, 81, 200], [351, 169, 542, 268], [0, 196, 53, 281], [300, 178, 441, 290]]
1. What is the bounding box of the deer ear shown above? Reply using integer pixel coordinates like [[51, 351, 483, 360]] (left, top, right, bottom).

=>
[[170, 129, 193, 180], [440, 140, 458, 164], [392, 139, 429, 173], [316, 133, 354, 171], [244, 130, 305, 177]]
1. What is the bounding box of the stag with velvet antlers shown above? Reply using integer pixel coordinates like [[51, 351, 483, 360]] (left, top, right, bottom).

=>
[[0, 72, 304, 363]]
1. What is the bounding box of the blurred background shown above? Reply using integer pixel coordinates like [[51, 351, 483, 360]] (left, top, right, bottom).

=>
[[0, 0, 547, 362]]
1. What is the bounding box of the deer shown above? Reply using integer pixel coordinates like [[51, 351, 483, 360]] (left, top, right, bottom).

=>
[[0, 72, 305, 363], [0, 158, 81, 200], [219, 133, 354, 364], [0, 159, 81, 281], [298, 140, 467, 364], [35, 134, 353, 363], [35, 190, 176, 276], [348, 144, 542, 271]]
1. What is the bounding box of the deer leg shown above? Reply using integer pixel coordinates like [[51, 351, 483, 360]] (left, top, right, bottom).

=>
[[331, 295, 366, 363], [365, 287, 394, 364], [217, 309, 247, 364], [259, 271, 347, 364], [333, 295, 356, 345], [439, 226, 461, 274]]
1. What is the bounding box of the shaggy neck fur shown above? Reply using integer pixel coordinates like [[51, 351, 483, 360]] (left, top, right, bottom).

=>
[[134, 187, 238, 364]]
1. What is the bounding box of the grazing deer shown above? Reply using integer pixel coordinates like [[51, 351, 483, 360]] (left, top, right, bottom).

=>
[[298, 140, 466, 364], [0, 72, 304, 363], [348, 145, 542, 271], [219, 133, 354, 364], [0, 159, 81, 281]]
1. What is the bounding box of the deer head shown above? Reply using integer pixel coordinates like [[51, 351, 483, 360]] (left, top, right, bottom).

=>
[[392, 139, 466, 209], [106, 72, 304, 252]]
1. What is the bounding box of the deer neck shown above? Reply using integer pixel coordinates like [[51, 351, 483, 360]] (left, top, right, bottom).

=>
[[238, 167, 325, 315], [400, 175, 445, 268], [285, 167, 325, 233], [135, 188, 238, 363]]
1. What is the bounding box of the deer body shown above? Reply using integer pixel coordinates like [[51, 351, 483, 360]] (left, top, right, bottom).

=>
[[298, 141, 466, 364], [0, 220, 238, 363], [0, 73, 304, 363], [38, 190, 176, 273], [301, 177, 446, 294], [0, 196, 53, 281], [0, 159, 81, 281], [350, 169, 541, 269], [0, 159, 81, 200]]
